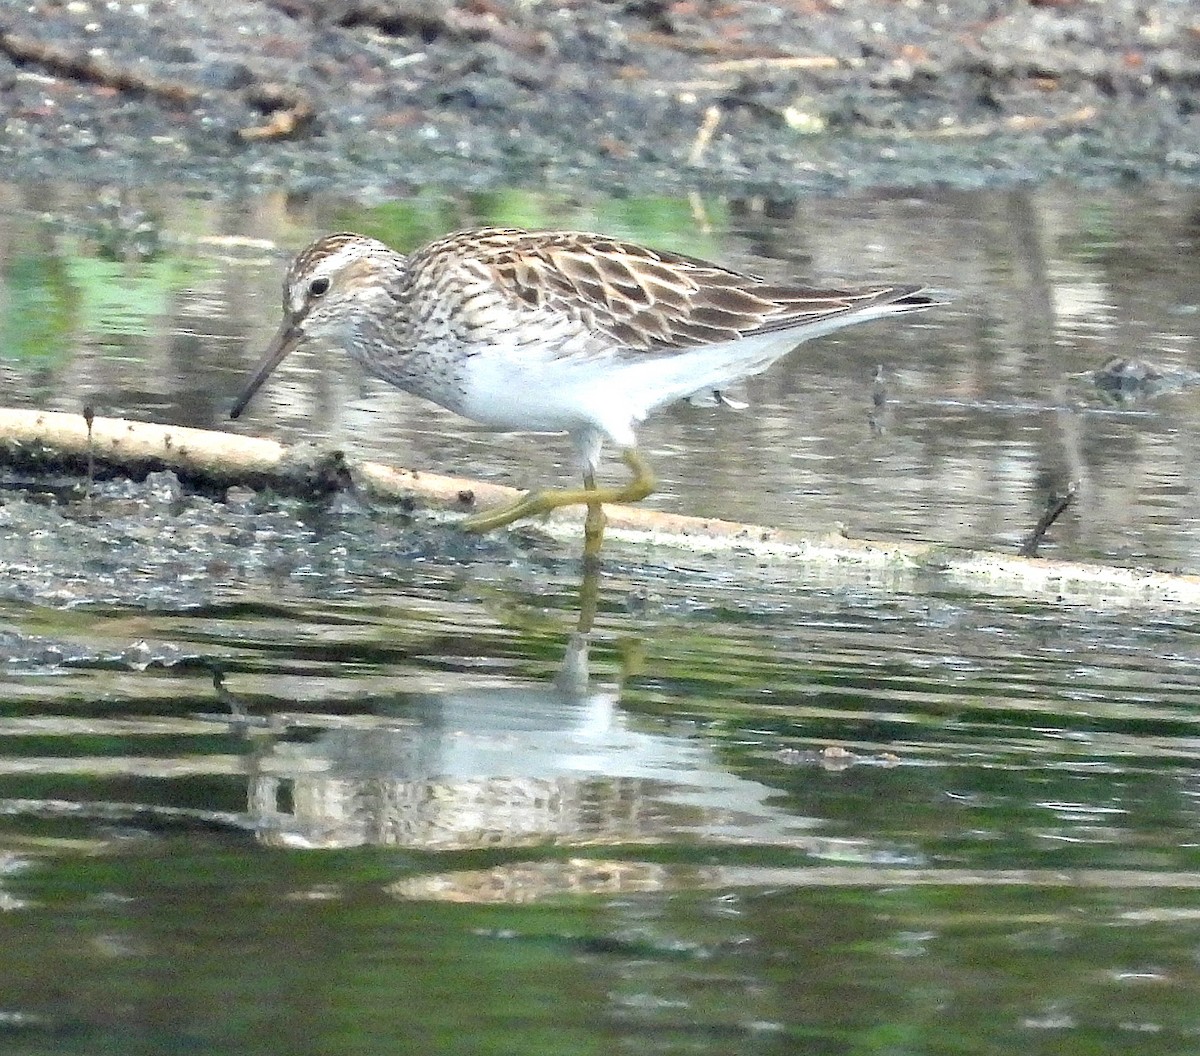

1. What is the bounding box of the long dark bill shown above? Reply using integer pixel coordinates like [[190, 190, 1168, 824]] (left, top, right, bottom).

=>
[[229, 319, 301, 419]]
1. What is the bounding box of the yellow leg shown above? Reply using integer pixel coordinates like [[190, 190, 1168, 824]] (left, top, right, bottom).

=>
[[582, 470, 606, 562], [576, 557, 600, 634], [462, 448, 657, 543]]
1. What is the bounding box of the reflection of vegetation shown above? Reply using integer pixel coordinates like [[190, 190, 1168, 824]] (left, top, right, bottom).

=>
[[334, 192, 727, 260], [0, 237, 213, 369], [589, 196, 726, 259], [65, 253, 207, 340], [85, 187, 164, 263], [0, 251, 78, 368], [331, 193, 464, 251], [1060, 200, 1116, 263]]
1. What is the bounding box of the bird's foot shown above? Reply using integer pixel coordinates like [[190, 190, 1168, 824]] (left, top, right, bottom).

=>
[[461, 486, 598, 534], [460, 448, 656, 560]]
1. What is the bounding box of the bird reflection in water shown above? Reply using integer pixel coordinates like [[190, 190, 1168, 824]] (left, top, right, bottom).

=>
[[212, 564, 828, 883]]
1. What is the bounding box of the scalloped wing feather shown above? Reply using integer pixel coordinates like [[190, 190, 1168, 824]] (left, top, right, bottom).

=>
[[411, 228, 931, 355]]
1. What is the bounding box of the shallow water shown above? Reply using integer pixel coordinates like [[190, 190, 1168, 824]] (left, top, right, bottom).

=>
[[1, 183, 1200, 1053], [5, 182, 1200, 565]]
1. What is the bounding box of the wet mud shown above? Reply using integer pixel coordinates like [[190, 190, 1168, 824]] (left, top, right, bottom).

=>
[[1, 0, 1198, 197]]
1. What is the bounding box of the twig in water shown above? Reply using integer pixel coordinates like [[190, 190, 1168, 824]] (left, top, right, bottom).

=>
[[1020, 482, 1078, 557], [82, 403, 95, 516], [868, 364, 888, 436], [688, 105, 722, 165], [206, 666, 277, 733]]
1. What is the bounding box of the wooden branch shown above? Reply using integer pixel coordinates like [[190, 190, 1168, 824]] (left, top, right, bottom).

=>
[[238, 83, 317, 142], [3, 408, 1200, 609], [700, 56, 841, 73], [0, 24, 201, 105], [0, 24, 315, 141], [920, 106, 1099, 139], [1, 407, 308, 483]]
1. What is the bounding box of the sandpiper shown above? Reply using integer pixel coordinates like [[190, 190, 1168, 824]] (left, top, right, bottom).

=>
[[231, 227, 940, 556]]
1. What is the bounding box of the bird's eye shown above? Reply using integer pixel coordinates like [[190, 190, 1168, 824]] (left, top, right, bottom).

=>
[[309, 277, 330, 298]]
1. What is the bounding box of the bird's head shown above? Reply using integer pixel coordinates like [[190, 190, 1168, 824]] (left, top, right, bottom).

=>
[[230, 233, 401, 419]]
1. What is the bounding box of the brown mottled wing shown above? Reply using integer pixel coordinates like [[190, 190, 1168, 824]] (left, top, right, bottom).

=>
[[422, 227, 931, 353]]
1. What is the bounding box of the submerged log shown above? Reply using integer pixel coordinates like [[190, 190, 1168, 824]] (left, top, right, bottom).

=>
[[2, 407, 1200, 608]]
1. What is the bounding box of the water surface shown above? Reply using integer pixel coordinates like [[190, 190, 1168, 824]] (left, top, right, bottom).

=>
[[4, 182, 1200, 565], [0, 182, 1199, 1054]]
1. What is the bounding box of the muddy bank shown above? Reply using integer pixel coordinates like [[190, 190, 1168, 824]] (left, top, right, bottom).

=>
[[1, 0, 1198, 198]]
